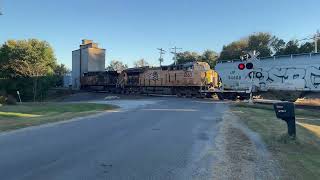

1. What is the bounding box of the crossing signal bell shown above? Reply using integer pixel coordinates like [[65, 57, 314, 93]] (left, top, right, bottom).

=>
[[238, 62, 253, 70]]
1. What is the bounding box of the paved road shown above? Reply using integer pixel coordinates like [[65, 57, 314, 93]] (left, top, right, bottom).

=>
[[0, 97, 229, 180]]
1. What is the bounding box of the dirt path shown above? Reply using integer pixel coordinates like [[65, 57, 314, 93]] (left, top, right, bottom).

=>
[[212, 111, 280, 180]]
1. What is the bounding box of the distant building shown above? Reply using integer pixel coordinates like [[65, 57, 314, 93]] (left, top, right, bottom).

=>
[[63, 72, 72, 88], [72, 40, 106, 89]]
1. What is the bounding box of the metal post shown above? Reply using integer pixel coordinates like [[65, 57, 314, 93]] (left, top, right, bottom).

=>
[[249, 72, 254, 104], [17, 91, 22, 104], [315, 35, 318, 53], [315, 30, 319, 53], [286, 117, 296, 137]]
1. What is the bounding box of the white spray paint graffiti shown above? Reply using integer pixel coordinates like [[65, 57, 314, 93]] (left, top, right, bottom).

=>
[[248, 66, 320, 90]]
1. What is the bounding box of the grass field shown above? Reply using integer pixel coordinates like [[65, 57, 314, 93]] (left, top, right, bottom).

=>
[[231, 103, 320, 179], [0, 103, 118, 132]]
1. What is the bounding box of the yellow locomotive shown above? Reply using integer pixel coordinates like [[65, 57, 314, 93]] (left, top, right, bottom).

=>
[[119, 61, 218, 96]]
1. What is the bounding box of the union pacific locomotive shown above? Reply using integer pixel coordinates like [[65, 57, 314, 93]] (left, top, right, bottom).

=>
[[81, 61, 219, 97]]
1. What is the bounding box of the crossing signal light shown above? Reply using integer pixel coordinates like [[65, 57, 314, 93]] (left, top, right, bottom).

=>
[[246, 62, 253, 69], [238, 63, 245, 70], [238, 63, 253, 70]]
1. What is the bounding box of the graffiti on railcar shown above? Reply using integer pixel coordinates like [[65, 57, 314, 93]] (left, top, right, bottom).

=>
[[247, 66, 320, 89]]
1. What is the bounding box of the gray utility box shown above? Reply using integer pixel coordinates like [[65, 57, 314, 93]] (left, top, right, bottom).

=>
[[273, 102, 296, 137]]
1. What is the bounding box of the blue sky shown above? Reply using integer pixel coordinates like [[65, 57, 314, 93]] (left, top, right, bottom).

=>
[[1, 0, 319, 69]]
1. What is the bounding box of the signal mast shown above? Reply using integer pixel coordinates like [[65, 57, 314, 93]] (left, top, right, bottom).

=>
[[239, 50, 260, 104], [314, 30, 320, 53]]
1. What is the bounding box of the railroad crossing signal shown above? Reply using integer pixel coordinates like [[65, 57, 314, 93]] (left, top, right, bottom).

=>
[[238, 51, 258, 70], [248, 51, 260, 61], [238, 62, 253, 70], [240, 50, 260, 61]]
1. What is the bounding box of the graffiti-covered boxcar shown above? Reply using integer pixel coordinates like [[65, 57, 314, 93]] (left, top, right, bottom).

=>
[[215, 53, 320, 100]]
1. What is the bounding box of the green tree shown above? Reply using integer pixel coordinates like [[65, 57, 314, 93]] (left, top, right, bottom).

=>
[[271, 37, 286, 54], [199, 50, 218, 68], [299, 42, 314, 54], [0, 39, 57, 101], [10, 60, 48, 101], [54, 64, 69, 76], [278, 40, 300, 55], [247, 32, 273, 57], [219, 39, 248, 60], [175, 50, 218, 68], [0, 39, 57, 77], [299, 40, 320, 53], [176, 51, 200, 64], [219, 32, 281, 61], [106, 60, 128, 72]]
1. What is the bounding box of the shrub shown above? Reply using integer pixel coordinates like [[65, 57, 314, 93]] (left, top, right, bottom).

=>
[[0, 75, 61, 101], [5, 95, 17, 105], [0, 96, 6, 105]]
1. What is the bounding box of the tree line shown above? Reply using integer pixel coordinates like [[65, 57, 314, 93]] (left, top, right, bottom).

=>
[[219, 32, 320, 60], [108, 32, 319, 71], [0, 39, 69, 102]]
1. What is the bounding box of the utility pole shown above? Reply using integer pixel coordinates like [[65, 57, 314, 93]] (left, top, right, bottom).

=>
[[315, 30, 320, 53], [157, 48, 166, 66], [170, 46, 182, 65]]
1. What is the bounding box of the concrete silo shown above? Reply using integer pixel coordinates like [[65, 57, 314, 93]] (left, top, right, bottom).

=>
[[72, 40, 106, 89]]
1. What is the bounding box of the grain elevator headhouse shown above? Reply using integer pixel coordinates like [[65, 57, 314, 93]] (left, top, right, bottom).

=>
[[72, 39, 106, 89]]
